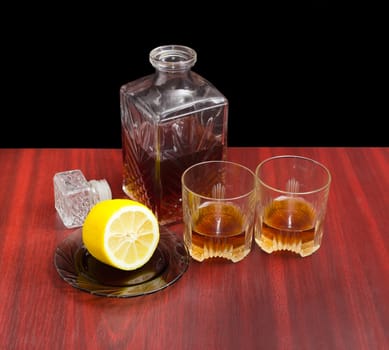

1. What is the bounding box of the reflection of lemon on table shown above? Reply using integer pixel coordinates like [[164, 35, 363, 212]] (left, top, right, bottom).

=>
[[82, 199, 160, 271]]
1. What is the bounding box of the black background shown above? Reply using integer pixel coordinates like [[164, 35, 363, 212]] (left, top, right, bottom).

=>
[[2, 5, 386, 148]]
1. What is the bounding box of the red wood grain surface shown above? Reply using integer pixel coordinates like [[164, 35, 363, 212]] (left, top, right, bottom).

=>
[[0, 147, 388, 350]]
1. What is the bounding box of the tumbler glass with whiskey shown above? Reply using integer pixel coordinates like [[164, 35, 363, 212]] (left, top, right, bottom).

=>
[[255, 155, 331, 257], [182, 160, 257, 263]]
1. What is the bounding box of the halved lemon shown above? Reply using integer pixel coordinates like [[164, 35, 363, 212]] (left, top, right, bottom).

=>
[[82, 199, 160, 271]]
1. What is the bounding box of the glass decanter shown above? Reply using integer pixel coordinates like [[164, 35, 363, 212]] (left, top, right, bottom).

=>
[[120, 45, 228, 225]]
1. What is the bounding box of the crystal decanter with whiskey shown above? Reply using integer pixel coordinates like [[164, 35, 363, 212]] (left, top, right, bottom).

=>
[[120, 45, 228, 225]]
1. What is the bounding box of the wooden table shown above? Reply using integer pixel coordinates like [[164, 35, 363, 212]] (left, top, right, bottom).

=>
[[1, 147, 388, 350]]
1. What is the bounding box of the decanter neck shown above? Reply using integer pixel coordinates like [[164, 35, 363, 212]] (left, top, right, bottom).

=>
[[149, 45, 197, 73]]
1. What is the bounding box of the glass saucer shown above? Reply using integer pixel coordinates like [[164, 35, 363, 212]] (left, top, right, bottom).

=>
[[54, 225, 190, 298]]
